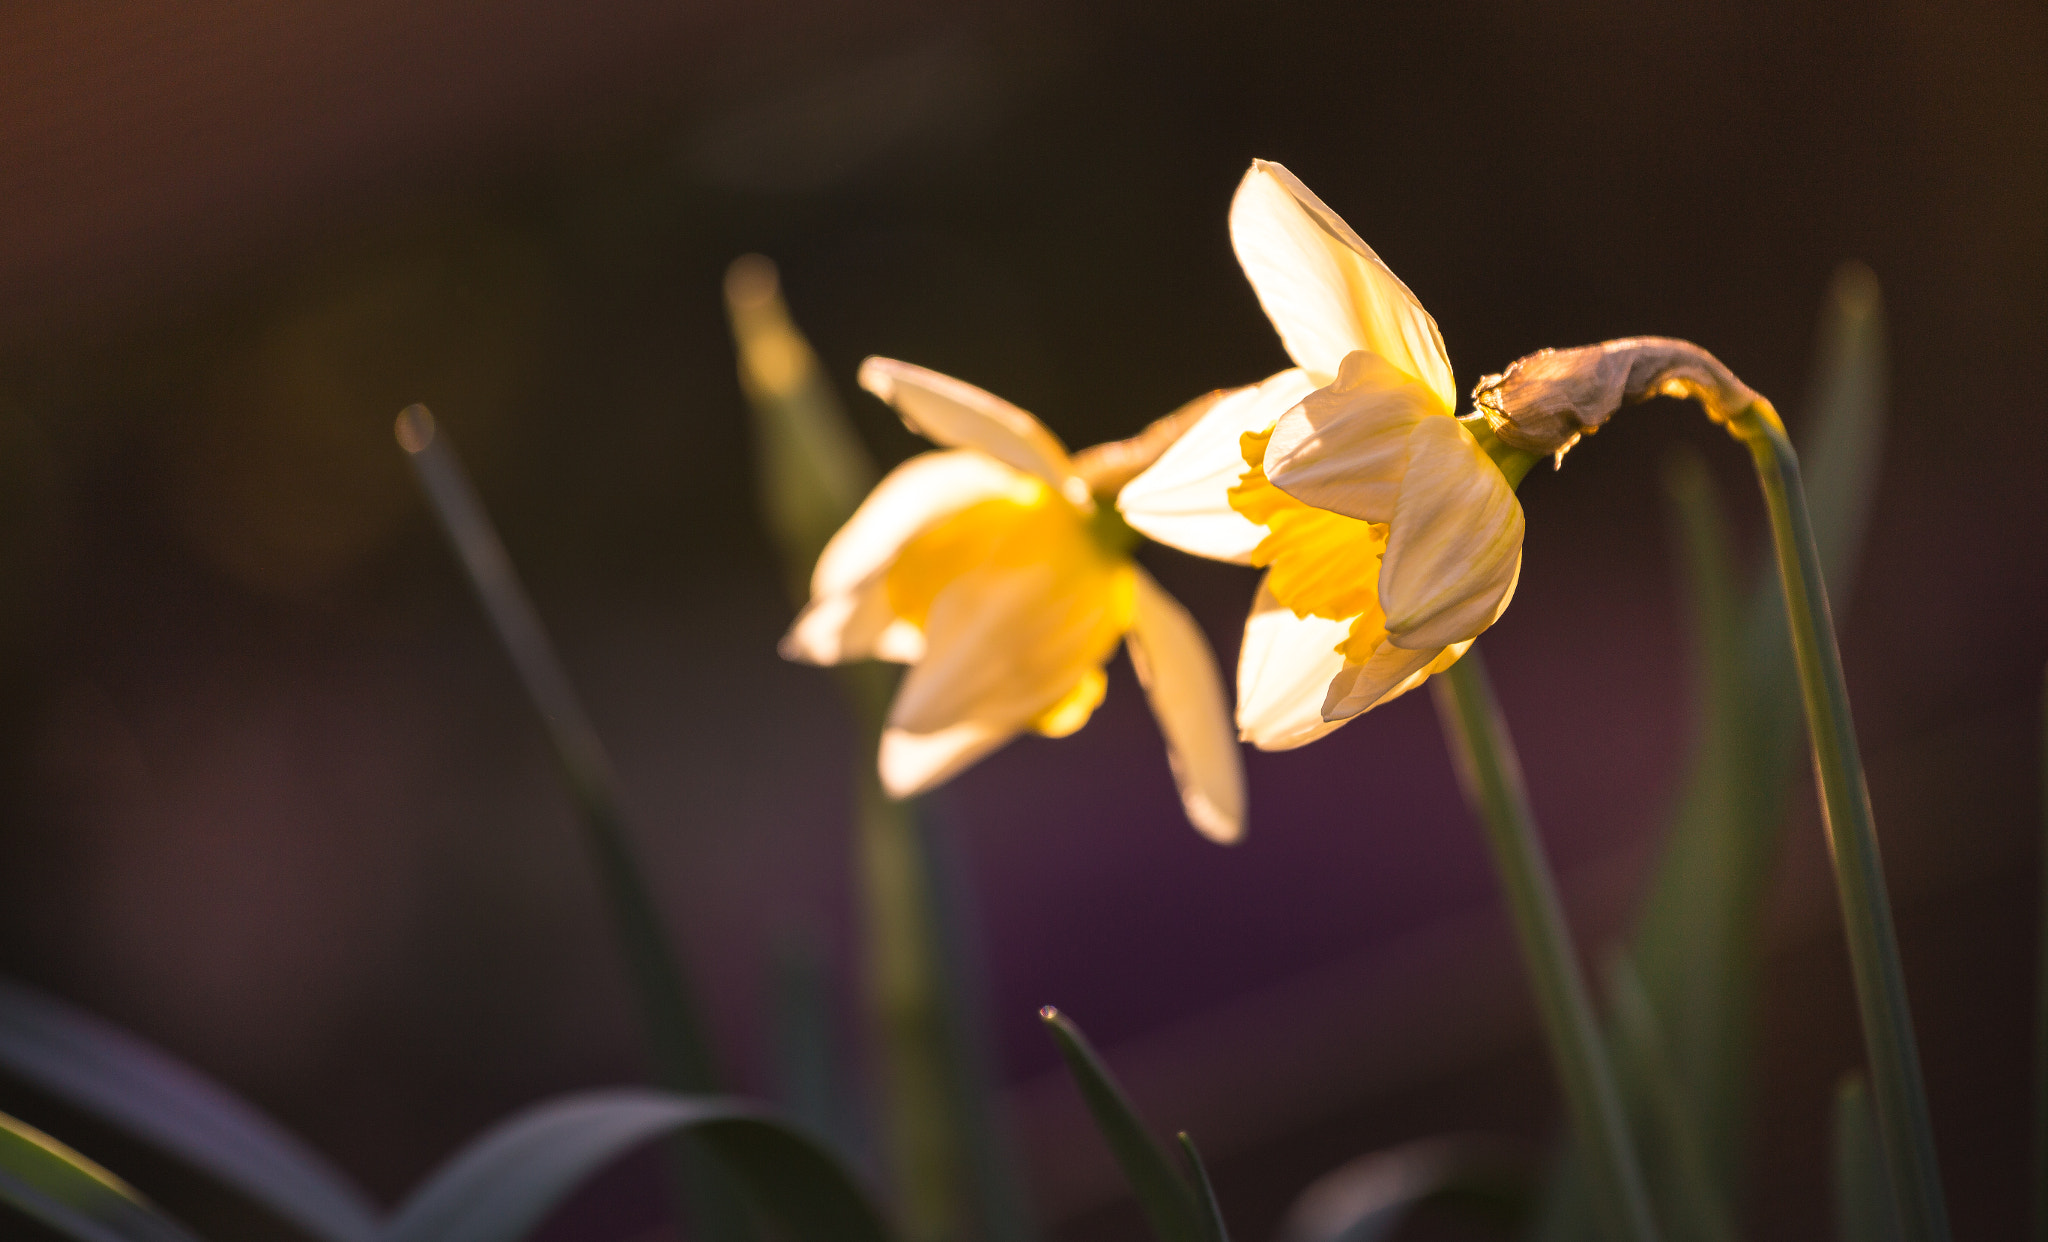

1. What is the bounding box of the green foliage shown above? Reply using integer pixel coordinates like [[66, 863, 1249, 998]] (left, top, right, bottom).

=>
[[0, 1109, 203, 1242], [1175, 1133, 1231, 1242], [725, 253, 880, 604], [384, 1090, 891, 1242], [732, 254, 1038, 1242], [1537, 263, 1889, 1237], [0, 977, 378, 1242], [1832, 1075, 1901, 1242], [1039, 1007, 1207, 1242]]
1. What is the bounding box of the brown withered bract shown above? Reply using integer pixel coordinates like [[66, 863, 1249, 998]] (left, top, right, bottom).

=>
[[1470, 336, 1763, 459]]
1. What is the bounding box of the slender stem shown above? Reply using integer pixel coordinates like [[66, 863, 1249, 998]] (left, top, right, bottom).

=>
[[854, 761, 966, 1242], [1432, 653, 1661, 1242], [1737, 410, 1948, 1242], [396, 405, 749, 1240], [2036, 664, 2048, 1242]]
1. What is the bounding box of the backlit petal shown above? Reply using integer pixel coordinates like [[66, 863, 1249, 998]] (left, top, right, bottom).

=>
[[809, 449, 1031, 599], [1117, 369, 1316, 564], [1379, 417, 1525, 649], [859, 357, 1086, 504], [1265, 350, 1447, 523], [888, 555, 1133, 740], [1229, 161, 1456, 406], [781, 578, 926, 665], [880, 720, 1015, 798], [1236, 576, 1352, 751], [1126, 567, 1246, 843], [1321, 641, 1439, 720]]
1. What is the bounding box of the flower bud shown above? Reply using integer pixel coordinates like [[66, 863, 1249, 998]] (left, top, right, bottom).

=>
[[1470, 336, 1763, 458]]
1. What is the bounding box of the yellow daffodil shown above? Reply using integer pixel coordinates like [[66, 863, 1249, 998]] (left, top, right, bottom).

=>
[[1118, 160, 1524, 750], [781, 357, 1246, 842]]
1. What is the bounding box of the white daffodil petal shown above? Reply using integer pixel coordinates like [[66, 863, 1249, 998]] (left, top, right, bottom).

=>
[[810, 449, 1028, 599], [879, 720, 1016, 799], [1321, 641, 1440, 720], [1236, 576, 1353, 751], [1117, 368, 1316, 563], [888, 560, 1124, 738], [1379, 417, 1526, 650], [858, 357, 1083, 500], [1229, 161, 1457, 407], [782, 578, 897, 665], [1265, 350, 1446, 524], [1126, 568, 1246, 843]]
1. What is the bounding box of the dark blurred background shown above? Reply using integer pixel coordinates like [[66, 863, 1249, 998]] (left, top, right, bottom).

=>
[[0, 1, 2041, 1239]]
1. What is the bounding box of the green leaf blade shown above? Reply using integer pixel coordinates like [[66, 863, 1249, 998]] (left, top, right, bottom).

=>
[[0, 1109, 205, 1242], [1832, 1074, 1902, 1242], [1038, 1008, 1204, 1242], [0, 978, 378, 1242], [384, 1089, 890, 1242]]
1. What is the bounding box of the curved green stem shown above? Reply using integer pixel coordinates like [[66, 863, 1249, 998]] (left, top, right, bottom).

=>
[[1736, 408, 1948, 1242], [1433, 653, 1661, 1242]]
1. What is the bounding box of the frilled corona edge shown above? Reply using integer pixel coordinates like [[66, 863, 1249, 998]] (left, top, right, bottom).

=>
[[1470, 336, 1766, 456]]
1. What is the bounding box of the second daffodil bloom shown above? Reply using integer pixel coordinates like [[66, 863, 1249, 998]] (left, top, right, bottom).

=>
[[781, 357, 1246, 842], [1119, 161, 1525, 750]]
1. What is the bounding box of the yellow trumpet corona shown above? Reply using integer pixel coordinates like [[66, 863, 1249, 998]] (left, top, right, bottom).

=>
[[1119, 161, 1525, 750], [782, 358, 1246, 842]]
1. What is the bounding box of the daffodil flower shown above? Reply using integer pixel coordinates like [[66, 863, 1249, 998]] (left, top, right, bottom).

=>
[[781, 358, 1246, 842], [1118, 161, 1525, 750]]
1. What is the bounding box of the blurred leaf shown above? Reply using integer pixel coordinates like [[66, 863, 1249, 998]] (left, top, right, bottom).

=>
[[0, 977, 379, 1242], [1605, 956, 1736, 1242], [1280, 1136, 1530, 1242], [384, 1089, 891, 1242], [1175, 1133, 1230, 1242], [771, 936, 862, 1164], [726, 254, 879, 603], [1534, 264, 1889, 1238], [0, 1108, 204, 1242], [734, 257, 1039, 1242], [1832, 1075, 1901, 1242], [1038, 1008, 1204, 1242]]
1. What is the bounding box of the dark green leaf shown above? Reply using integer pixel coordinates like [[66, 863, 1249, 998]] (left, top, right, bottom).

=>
[[1605, 262, 1890, 1209], [1832, 1075, 1901, 1242], [0, 978, 378, 1242], [1605, 955, 1736, 1242], [1175, 1133, 1230, 1242], [383, 1089, 890, 1242], [0, 1108, 204, 1242], [1038, 1008, 1203, 1242]]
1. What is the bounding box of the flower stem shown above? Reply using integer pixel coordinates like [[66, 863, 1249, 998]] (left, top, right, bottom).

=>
[[1432, 652, 1661, 1242], [2036, 664, 2048, 1242], [396, 405, 750, 1241], [1736, 409, 1949, 1242]]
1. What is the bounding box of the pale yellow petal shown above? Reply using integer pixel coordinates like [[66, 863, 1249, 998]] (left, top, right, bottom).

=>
[[1117, 369, 1316, 564], [858, 357, 1086, 504], [1126, 568, 1246, 842], [1321, 641, 1440, 720], [1264, 349, 1447, 524], [1236, 575, 1353, 751], [1229, 160, 1456, 406], [888, 556, 1132, 739], [1379, 417, 1525, 650], [781, 578, 923, 665], [879, 720, 1016, 799], [809, 449, 1031, 599]]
